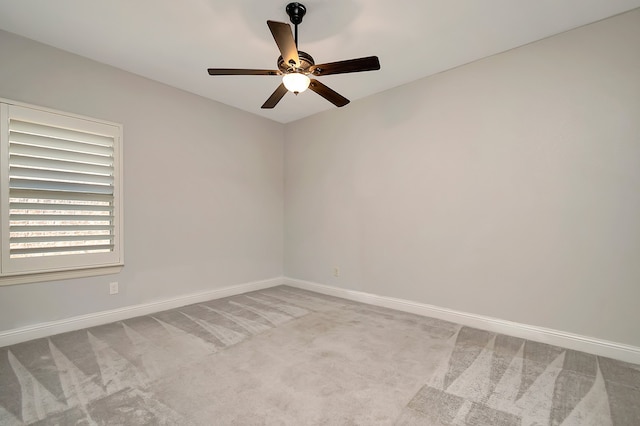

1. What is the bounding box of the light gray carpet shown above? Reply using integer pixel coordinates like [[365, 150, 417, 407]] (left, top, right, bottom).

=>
[[0, 286, 638, 425]]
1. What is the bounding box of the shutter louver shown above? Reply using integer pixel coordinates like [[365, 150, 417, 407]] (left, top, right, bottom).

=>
[[8, 118, 116, 259]]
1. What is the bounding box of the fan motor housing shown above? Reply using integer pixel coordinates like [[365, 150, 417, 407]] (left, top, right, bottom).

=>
[[278, 51, 315, 73]]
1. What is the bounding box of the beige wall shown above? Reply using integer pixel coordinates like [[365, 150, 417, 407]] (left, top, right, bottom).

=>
[[0, 30, 284, 331], [284, 10, 640, 346]]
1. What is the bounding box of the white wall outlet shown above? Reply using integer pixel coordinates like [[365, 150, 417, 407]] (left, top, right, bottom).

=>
[[109, 282, 119, 295], [333, 267, 340, 277]]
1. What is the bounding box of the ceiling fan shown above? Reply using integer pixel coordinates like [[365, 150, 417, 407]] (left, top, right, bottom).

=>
[[207, 2, 381, 109]]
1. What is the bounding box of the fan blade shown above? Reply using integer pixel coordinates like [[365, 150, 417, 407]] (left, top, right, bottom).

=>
[[309, 79, 350, 107], [267, 20, 300, 68], [262, 83, 288, 109], [208, 69, 279, 76], [309, 56, 380, 76]]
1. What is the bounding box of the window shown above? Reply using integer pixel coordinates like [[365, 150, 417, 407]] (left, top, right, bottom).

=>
[[0, 100, 123, 284]]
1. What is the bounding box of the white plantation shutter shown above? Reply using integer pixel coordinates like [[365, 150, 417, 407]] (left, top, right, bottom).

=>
[[1, 102, 123, 277]]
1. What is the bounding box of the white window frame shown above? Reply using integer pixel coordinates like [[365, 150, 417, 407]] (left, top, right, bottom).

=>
[[0, 99, 123, 285]]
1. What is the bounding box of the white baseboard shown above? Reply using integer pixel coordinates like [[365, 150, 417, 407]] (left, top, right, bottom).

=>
[[3, 275, 639, 365], [0, 277, 284, 347], [284, 277, 640, 365]]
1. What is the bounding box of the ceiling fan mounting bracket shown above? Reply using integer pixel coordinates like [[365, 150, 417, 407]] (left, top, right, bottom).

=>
[[286, 3, 306, 25]]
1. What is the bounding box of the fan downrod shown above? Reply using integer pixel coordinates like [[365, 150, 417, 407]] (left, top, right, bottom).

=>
[[286, 3, 306, 25]]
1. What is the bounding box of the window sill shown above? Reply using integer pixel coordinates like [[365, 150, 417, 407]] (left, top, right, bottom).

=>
[[0, 265, 123, 286]]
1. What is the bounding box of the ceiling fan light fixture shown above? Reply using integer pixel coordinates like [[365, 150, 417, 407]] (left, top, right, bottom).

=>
[[282, 72, 310, 94], [207, 2, 380, 109]]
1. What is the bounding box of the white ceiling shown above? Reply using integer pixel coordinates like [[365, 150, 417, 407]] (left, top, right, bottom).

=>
[[1, 1, 639, 123]]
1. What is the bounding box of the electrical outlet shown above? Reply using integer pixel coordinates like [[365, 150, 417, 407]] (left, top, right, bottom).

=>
[[333, 267, 340, 277], [109, 282, 119, 295]]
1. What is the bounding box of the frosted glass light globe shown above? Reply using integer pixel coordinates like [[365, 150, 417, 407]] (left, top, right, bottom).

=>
[[282, 73, 310, 94]]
